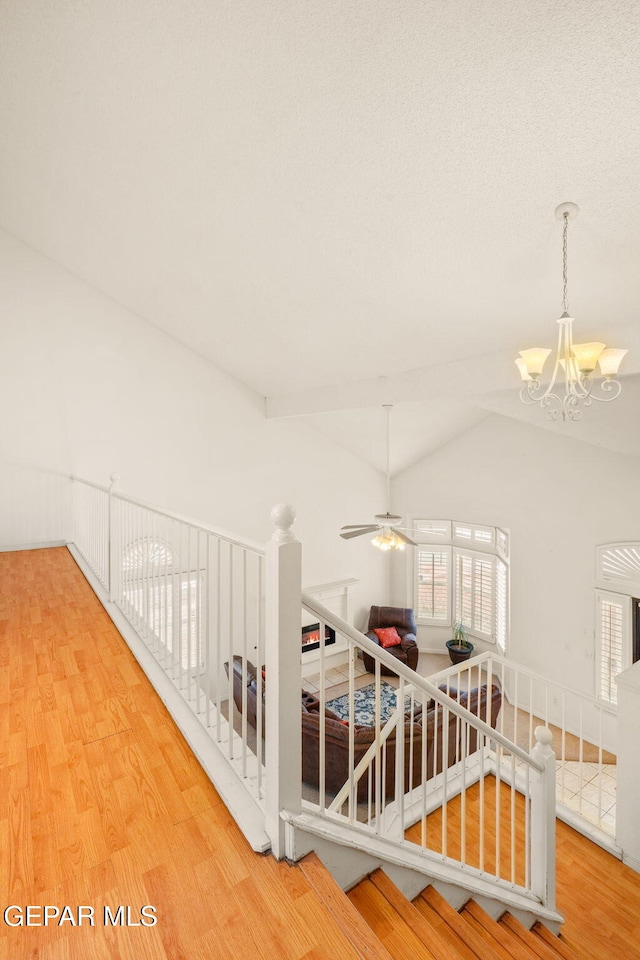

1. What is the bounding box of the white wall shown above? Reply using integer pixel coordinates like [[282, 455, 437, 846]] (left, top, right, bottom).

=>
[[0, 230, 387, 624], [391, 414, 640, 696]]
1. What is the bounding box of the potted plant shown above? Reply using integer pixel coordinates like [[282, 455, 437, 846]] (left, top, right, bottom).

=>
[[445, 622, 474, 664]]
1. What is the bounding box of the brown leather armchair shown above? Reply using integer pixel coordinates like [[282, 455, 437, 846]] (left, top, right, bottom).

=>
[[363, 605, 419, 675]]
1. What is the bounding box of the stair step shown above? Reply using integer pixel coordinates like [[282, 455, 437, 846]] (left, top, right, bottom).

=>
[[369, 871, 464, 960], [459, 901, 519, 960], [298, 853, 395, 960], [531, 923, 591, 960], [415, 887, 502, 960], [500, 913, 567, 960], [348, 877, 439, 960]]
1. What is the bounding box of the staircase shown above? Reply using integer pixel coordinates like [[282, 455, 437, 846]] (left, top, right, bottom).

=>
[[299, 852, 598, 960], [297, 807, 640, 960], [348, 871, 586, 960]]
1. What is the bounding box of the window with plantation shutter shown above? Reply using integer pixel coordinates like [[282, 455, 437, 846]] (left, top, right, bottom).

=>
[[416, 547, 451, 623], [455, 549, 495, 641], [496, 559, 508, 652], [596, 590, 630, 705], [413, 519, 509, 647]]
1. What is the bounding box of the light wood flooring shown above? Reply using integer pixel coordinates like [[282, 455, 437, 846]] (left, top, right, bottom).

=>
[[0, 547, 370, 960], [3, 546, 640, 960], [404, 777, 640, 959]]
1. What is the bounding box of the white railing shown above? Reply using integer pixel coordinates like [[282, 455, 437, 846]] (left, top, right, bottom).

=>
[[427, 653, 617, 840], [72, 477, 110, 588], [69, 482, 559, 911], [299, 594, 557, 913], [71, 476, 267, 807]]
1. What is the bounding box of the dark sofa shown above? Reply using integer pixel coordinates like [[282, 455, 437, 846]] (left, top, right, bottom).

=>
[[226, 656, 501, 802]]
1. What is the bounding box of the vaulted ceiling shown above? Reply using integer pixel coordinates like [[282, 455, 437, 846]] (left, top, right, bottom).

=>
[[1, 0, 639, 473]]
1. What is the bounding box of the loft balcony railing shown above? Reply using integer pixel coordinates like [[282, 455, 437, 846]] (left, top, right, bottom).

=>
[[70, 475, 267, 833], [69, 474, 616, 924]]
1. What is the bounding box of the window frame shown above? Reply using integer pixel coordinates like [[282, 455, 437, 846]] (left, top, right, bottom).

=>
[[413, 518, 509, 649], [595, 589, 631, 706]]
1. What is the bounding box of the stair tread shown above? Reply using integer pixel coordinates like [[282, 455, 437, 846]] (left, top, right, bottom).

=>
[[413, 895, 482, 960], [532, 923, 591, 960], [369, 871, 465, 960], [299, 853, 396, 960], [500, 913, 568, 960], [460, 901, 521, 960], [348, 878, 439, 960], [417, 887, 503, 960]]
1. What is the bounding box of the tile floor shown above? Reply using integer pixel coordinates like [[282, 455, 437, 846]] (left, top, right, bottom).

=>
[[556, 759, 617, 835]]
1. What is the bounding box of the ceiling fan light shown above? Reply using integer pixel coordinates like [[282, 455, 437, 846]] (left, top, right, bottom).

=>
[[518, 348, 551, 379], [571, 341, 606, 375], [598, 347, 628, 378]]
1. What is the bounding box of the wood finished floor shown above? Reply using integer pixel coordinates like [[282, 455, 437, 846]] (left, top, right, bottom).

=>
[[406, 777, 640, 960], [0, 547, 367, 960]]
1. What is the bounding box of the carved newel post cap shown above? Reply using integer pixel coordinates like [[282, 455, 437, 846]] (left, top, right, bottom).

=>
[[271, 503, 296, 543], [109, 473, 121, 486], [534, 726, 553, 746]]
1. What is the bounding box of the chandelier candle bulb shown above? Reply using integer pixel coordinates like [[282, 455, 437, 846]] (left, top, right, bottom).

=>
[[516, 202, 628, 421]]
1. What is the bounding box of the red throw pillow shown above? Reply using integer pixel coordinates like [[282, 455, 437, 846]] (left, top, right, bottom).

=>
[[373, 626, 402, 648]]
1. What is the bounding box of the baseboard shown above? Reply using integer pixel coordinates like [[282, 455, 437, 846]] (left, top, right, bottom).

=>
[[0, 540, 67, 553], [622, 850, 640, 874]]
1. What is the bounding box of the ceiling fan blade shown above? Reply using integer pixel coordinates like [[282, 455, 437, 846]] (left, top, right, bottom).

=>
[[341, 524, 379, 529], [393, 530, 418, 547], [340, 526, 380, 539]]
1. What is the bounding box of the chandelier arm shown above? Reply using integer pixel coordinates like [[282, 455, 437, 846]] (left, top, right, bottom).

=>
[[589, 378, 623, 403]]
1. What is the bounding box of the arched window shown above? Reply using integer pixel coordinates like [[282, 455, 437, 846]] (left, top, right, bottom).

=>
[[121, 537, 202, 671]]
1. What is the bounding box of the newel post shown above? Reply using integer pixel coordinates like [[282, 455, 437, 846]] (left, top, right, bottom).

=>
[[265, 504, 302, 858], [108, 473, 121, 603], [530, 725, 557, 910]]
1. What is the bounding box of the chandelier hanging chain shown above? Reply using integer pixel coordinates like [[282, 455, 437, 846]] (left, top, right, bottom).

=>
[[562, 211, 569, 314], [515, 201, 627, 422]]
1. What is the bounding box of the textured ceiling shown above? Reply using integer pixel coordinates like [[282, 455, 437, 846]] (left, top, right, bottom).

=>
[[1, 0, 639, 471]]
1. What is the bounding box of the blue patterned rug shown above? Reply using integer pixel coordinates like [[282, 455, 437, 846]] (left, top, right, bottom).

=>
[[326, 681, 403, 725]]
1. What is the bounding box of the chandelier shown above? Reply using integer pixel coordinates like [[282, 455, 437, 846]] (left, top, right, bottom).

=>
[[516, 202, 627, 422]]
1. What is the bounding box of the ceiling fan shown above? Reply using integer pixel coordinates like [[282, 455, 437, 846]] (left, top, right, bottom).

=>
[[339, 405, 417, 550]]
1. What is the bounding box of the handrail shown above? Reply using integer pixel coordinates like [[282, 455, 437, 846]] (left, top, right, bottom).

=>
[[301, 592, 544, 772], [435, 650, 616, 716], [71, 475, 265, 556]]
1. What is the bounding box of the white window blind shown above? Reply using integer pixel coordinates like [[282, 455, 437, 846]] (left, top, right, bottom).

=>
[[496, 559, 508, 652], [414, 520, 452, 541], [416, 547, 451, 623], [597, 544, 640, 587], [455, 549, 495, 641], [596, 590, 630, 705], [413, 518, 509, 648], [454, 522, 495, 547]]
